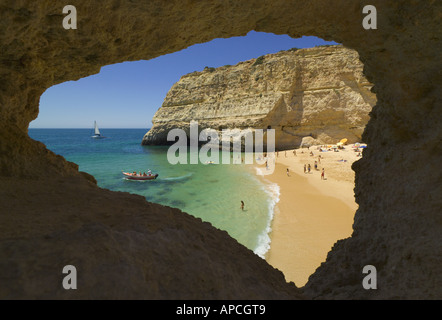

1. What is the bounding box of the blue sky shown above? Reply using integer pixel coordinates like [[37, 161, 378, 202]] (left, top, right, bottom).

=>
[[30, 32, 337, 129]]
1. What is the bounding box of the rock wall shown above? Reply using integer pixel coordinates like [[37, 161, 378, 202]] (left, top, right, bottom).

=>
[[0, 0, 440, 299], [143, 45, 376, 149]]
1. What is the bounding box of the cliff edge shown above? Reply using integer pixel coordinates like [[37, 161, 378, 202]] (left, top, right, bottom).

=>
[[143, 45, 376, 149]]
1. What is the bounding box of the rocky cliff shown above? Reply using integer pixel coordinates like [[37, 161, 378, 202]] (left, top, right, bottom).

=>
[[142, 45, 376, 149]]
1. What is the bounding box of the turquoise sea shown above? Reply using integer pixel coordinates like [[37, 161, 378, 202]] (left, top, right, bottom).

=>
[[28, 128, 279, 258]]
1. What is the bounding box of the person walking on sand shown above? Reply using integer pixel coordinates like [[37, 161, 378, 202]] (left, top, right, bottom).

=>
[[321, 168, 325, 180], [240, 201, 245, 211], [286, 168, 290, 177], [304, 164, 306, 174], [308, 164, 311, 173]]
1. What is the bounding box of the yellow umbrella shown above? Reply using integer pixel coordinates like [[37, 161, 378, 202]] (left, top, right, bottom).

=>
[[340, 138, 348, 144]]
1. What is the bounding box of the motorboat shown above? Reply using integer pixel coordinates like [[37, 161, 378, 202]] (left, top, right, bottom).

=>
[[122, 172, 158, 180]]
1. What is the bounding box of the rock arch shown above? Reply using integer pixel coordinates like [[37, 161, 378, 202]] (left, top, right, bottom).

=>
[[0, 0, 440, 299]]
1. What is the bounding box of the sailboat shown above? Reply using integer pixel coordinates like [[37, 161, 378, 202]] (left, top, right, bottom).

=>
[[91, 121, 106, 139]]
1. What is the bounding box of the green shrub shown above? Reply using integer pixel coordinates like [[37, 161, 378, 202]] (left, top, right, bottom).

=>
[[204, 66, 216, 72], [253, 56, 265, 66]]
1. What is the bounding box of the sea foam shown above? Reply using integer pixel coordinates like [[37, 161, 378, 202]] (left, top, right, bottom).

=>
[[253, 177, 280, 259]]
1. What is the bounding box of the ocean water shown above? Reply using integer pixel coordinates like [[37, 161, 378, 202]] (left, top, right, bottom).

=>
[[28, 128, 279, 258]]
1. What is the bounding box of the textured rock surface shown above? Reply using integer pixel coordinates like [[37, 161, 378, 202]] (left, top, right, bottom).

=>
[[0, 0, 441, 299], [143, 46, 376, 149]]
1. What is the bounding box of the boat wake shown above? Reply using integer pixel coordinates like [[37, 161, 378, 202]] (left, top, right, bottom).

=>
[[122, 177, 154, 182], [161, 172, 194, 181]]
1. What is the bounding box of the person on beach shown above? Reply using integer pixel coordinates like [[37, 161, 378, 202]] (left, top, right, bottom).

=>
[[293, 150, 297, 156], [314, 161, 318, 170], [304, 164, 306, 174], [286, 168, 290, 177], [240, 201, 244, 211], [308, 164, 311, 173], [321, 168, 325, 180]]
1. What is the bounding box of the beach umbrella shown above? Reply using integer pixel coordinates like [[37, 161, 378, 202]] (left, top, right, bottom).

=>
[[360, 145, 367, 149], [340, 138, 348, 144]]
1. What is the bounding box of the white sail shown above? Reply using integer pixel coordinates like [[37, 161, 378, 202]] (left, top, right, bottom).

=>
[[94, 121, 101, 136]]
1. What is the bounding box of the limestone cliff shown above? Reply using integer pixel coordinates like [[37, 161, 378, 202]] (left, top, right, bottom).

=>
[[142, 45, 376, 149]]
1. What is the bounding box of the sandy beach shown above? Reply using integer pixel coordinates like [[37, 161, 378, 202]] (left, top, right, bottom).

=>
[[258, 145, 363, 287]]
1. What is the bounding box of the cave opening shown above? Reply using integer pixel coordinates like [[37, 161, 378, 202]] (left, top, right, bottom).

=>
[[1, 0, 438, 300], [27, 31, 376, 288]]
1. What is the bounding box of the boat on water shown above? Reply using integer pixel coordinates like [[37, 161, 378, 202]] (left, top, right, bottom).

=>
[[122, 172, 159, 181], [92, 121, 106, 139]]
